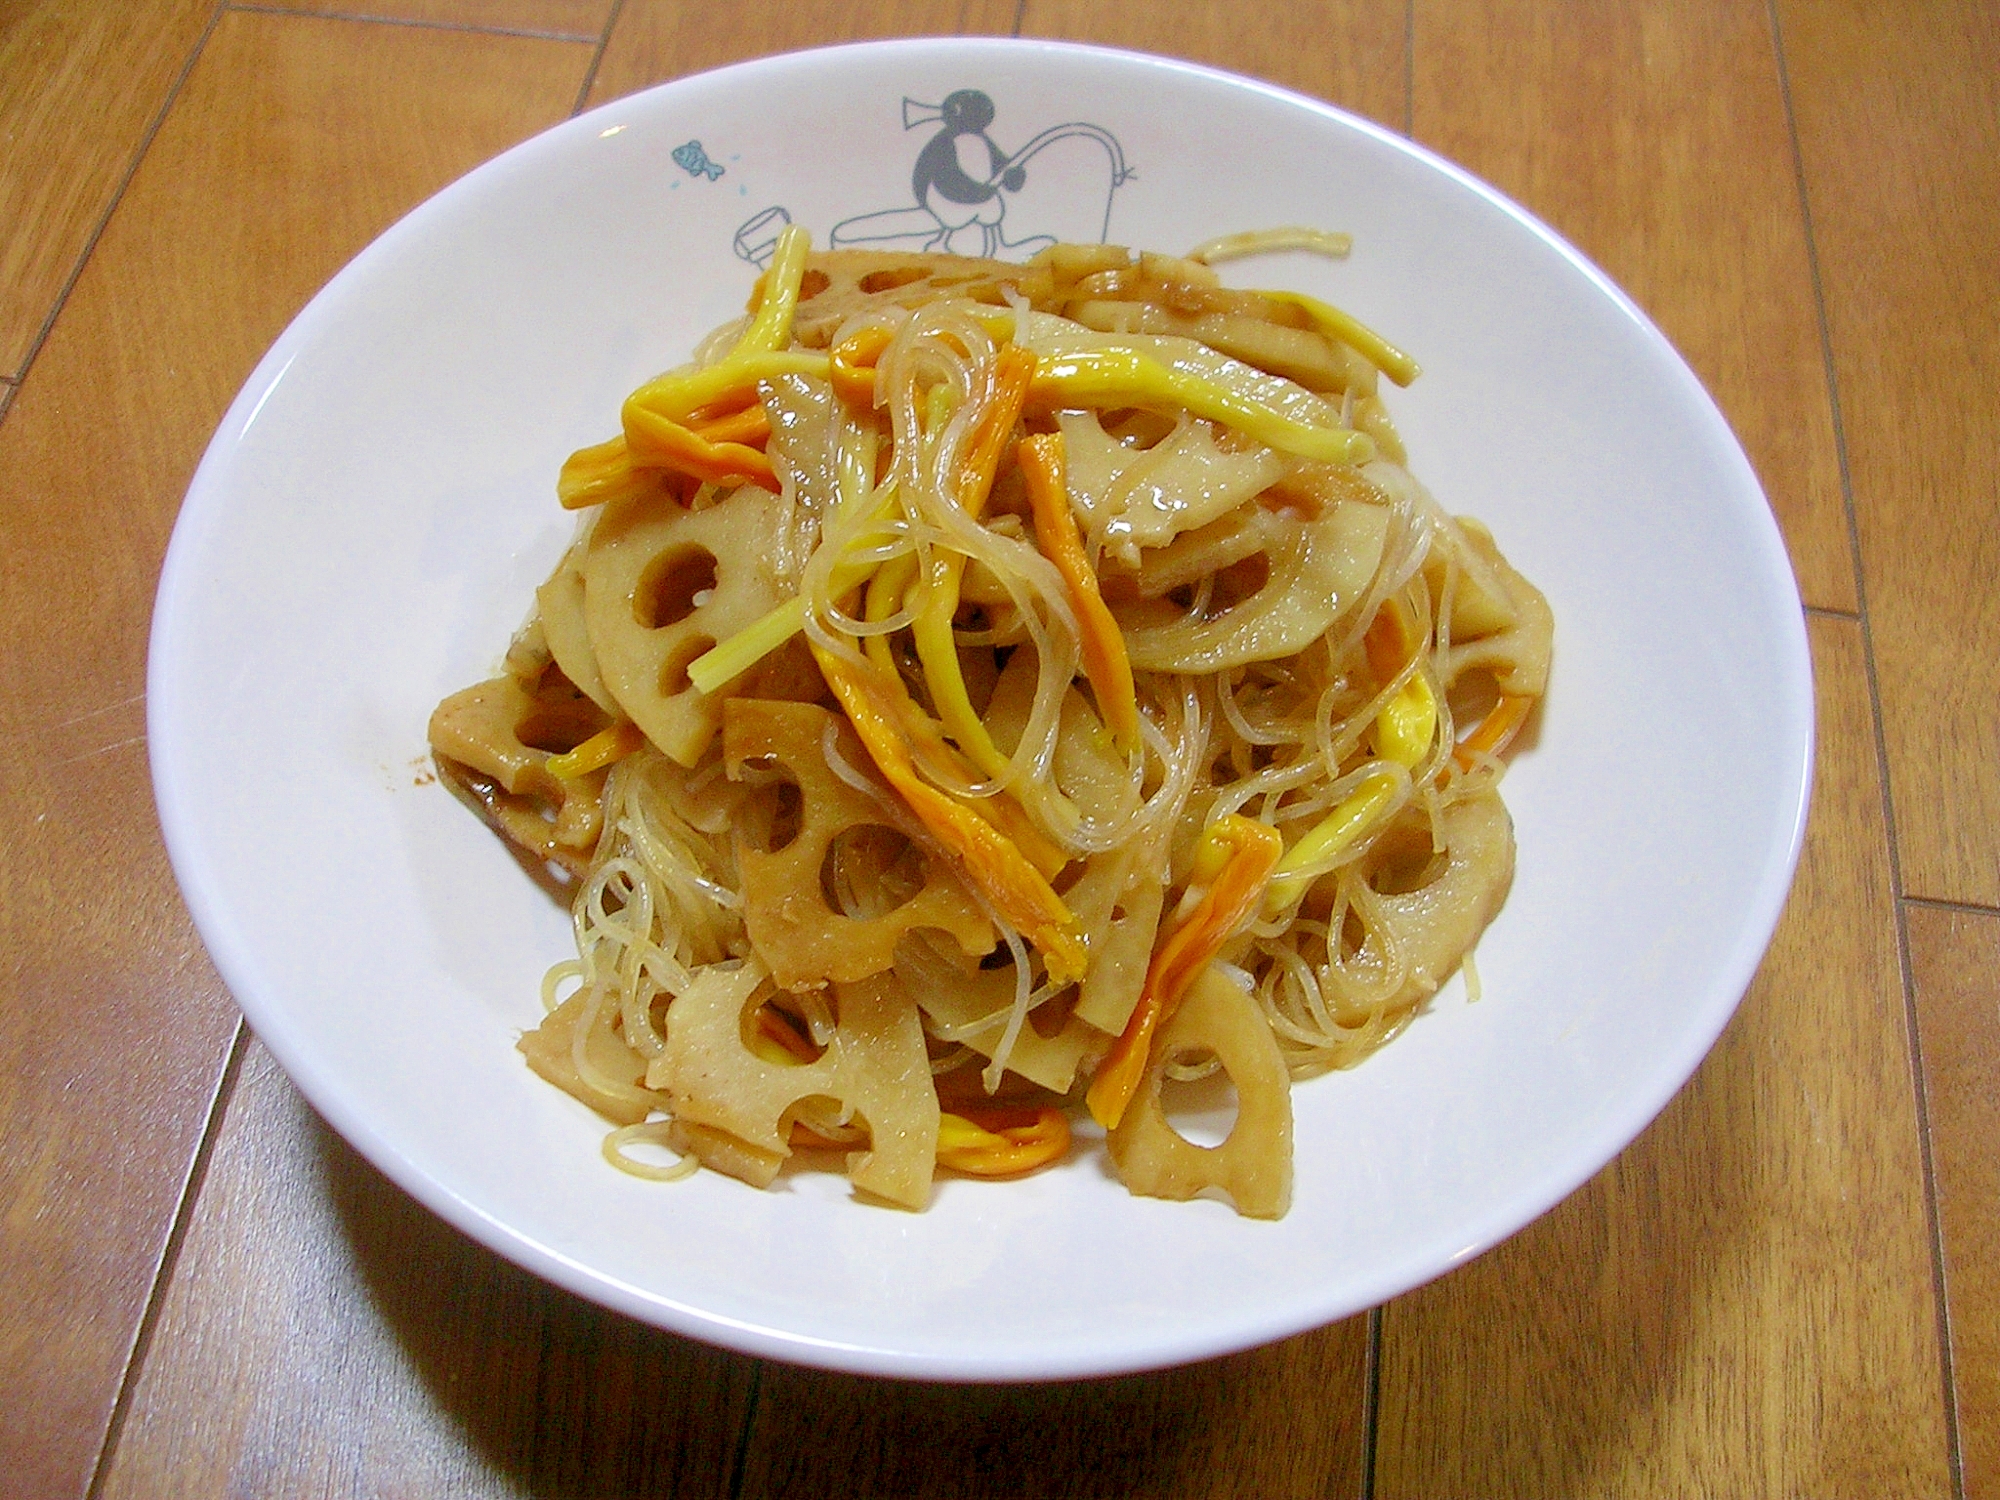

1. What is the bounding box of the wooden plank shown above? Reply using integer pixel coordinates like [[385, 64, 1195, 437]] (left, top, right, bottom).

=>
[[0, 0, 214, 376], [584, 0, 1021, 107], [96, 1042, 757, 1498], [1778, 0, 2000, 905], [738, 1320, 1370, 1500], [266, 0, 616, 36], [1372, 616, 1951, 1496], [1908, 905, 2000, 1500], [0, 12, 591, 1499], [1411, 0, 1853, 614], [1018, 0, 1407, 135], [0, 739, 235, 1500]]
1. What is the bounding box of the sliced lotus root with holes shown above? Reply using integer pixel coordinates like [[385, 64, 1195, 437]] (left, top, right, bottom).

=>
[[1062, 845, 1166, 1038], [1105, 967, 1294, 1219], [1120, 498, 1391, 673], [1363, 791, 1514, 1014], [428, 672, 611, 875], [1428, 518, 1554, 699], [535, 532, 617, 715], [582, 485, 789, 766], [517, 983, 652, 1126], [902, 942, 1100, 1094], [646, 960, 939, 1209], [724, 698, 992, 990], [790, 250, 1043, 348]]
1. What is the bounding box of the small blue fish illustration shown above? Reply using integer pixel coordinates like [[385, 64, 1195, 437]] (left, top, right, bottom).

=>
[[672, 140, 725, 181]]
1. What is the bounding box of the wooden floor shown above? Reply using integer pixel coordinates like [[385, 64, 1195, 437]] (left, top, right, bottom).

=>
[[1, 2, 1995, 1495]]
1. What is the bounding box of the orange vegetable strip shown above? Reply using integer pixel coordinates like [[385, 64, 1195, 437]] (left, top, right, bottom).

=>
[[830, 326, 894, 406], [543, 720, 645, 780], [683, 384, 763, 424], [810, 640, 1085, 982], [936, 1106, 1071, 1176], [1364, 597, 1412, 679], [557, 434, 655, 510], [907, 347, 1036, 781], [1017, 432, 1141, 756], [954, 344, 1037, 516], [690, 402, 771, 447], [857, 555, 1069, 878], [624, 404, 778, 492], [1086, 815, 1284, 1130], [1452, 693, 1533, 770]]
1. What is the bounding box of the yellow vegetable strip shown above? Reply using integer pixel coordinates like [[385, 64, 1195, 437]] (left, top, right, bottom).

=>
[[686, 596, 807, 694], [909, 346, 1037, 778], [1363, 600, 1437, 769], [731, 222, 812, 357], [1375, 676, 1436, 768], [1030, 347, 1375, 465], [1258, 289, 1421, 388], [1453, 693, 1534, 770], [936, 1106, 1071, 1176], [1086, 815, 1284, 1130], [543, 720, 645, 780], [862, 551, 919, 677], [624, 405, 779, 492], [556, 434, 655, 510], [685, 465, 898, 694], [622, 350, 829, 427], [1263, 768, 1400, 912], [558, 365, 784, 512], [810, 641, 1085, 982], [1017, 431, 1140, 756], [830, 326, 893, 406]]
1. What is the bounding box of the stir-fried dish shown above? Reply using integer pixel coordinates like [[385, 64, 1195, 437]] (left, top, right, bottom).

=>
[[428, 227, 1551, 1217]]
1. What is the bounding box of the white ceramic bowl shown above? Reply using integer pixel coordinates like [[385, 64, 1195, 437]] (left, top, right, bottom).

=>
[[149, 39, 1812, 1380]]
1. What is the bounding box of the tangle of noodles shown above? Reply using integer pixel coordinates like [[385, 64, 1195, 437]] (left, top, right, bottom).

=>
[[428, 232, 1552, 1218]]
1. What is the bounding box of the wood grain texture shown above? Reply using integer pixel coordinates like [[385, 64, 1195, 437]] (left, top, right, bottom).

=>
[[0, 12, 590, 1500], [1909, 905, 2000, 1500], [0, 738, 234, 1500], [0, 0, 214, 376], [737, 1320, 1370, 1499], [1410, 0, 1853, 614], [585, 0, 1020, 107], [1018, 0, 1407, 134], [255, 0, 616, 36], [1779, 0, 2000, 906], [97, 1042, 759, 1499], [1372, 617, 1952, 1496]]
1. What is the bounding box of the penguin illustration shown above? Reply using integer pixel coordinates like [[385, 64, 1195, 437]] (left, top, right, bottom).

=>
[[908, 90, 1026, 255], [829, 88, 1130, 258]]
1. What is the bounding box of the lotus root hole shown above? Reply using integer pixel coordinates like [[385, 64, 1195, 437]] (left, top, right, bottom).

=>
[[819, 825, 924, 919], [859, 267, 929, 294], [636, 546, 719, 630], [742, 999, 827, 1064], [1159, 1049, 1240, 1148], [1367, 822, 1449, 896], [738, 777, 805, 855], [658, 635, 715, 697], [513, 697, 604, 755]]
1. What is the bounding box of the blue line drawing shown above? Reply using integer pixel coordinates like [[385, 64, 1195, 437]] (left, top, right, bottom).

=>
[[672, 140, 726, 181], [734, 206, 792, 267], [830, 89, 1132, 259]]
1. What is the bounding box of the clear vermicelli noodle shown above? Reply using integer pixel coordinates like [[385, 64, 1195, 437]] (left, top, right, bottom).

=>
[[428, 228, 1552, 1217]]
